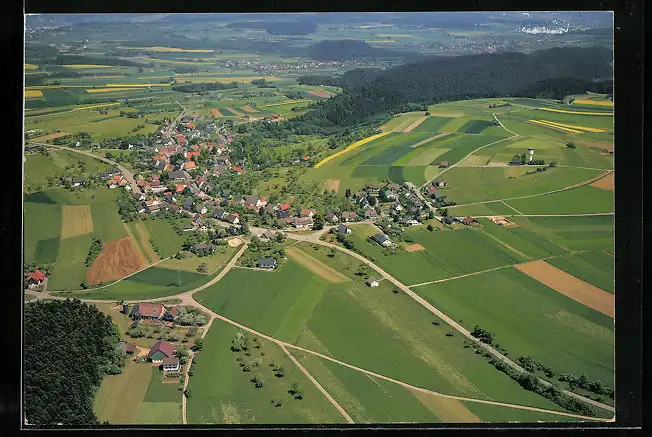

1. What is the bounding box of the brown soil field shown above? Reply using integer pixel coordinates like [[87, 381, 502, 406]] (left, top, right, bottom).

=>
[[86, 237, 147, 285], [286, 246, 350, 283], [410, 389, 481, 423], [240, 105, 259, 113], [61, 205, 94, 239], [487, 216, 519, 228], [31, 132, 72, 142], [410, 132, 451, 149], [225, 107, 244, 116], [307, 89, 332, 98], [325, 179, 340, 193], [403, 116, 428, 132], [227, 238, 242, 247], [134, 222, 161, 262], [210, 108, 223, 117], [515, 260, 614, 318], [404, 243, 425, 252], [590, 172, 614, 191], [564, 171, 612, 190]]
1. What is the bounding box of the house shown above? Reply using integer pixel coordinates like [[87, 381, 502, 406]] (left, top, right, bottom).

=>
[[175, 184, 187, 194], [264, 203, 277, 215], [183, 161, 197, 171], [404, 219, 420, 226], [300, 208, 316, 218], [168, 170, 186, 181], [383, 190, 398, 201], [364, 209, 378, 220], [130, 303, 166, 320], [434, 180, 448, 188], [366, 279, 380, 287], [72, 177, 86, 187], [425, 186, 438, 197], [276, 210, 291, 219], [213, 209, 226, 220], [124, 342, 137, 355], [147, 339, 175, 364], [162, 357, 180, 372], [183, 197, 195, 210], [279, 203, 291, 211], [258, 257, 278, 269], [325, 212, 339, 223], [163, 307, 180, 322], [387, 183, 401, 191], [245, 195, 267, 210], [259, 230, 277, 242], [198, 204, 208, 214], [26, 269, 46, 289], [365, 184, 380, 196], [462, 217, 480, 226], [223, 213, 240, 225], [371, 233, 392, 247], [392, 203, 404, 212], [293, 217, 314, 229], [341, 211, 358, 222], [442, 216, 460, 225], [185, 150, 200, 159], [439, 161, 450, 168], [336, 224, 351, 235]]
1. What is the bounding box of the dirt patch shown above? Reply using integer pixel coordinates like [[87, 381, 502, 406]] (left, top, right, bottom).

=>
[[210, 108, 223, 117], [286, 246, 350, 283], [403, 116, 428, 132], [240, 105, 259, 113], [86, 237, 147, 285], [487, 216, 519, 228], [135, 346, 149, 358], [325, 179, 340, 193], [307, 89, 333, 98], [515, 260, 614, 318], [486, 161, 508, 167], [590, 172, 614, 191], [404, 243, 425, 252], [410, 389, 481, 423], [61, 205, 94, 239], [225, 107, 244, 117], [31, 132, 72, 142], [227, 238, 242, 247], [410, 132, 451, 148]]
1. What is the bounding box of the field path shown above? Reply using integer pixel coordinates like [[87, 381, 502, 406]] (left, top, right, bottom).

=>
[[280, 345, 355, 423]]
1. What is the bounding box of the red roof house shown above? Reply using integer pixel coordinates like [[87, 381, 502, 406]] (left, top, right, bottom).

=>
[[280, 203, 291, 211], [147, 339, 175, 363]]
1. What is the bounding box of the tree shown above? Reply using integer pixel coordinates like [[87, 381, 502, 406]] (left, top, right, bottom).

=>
[[427, 224, 434, 231], [312, 215, 324, 230], [197, 263, 208, 273], [345, 188, 351, 198], [328, 247, 336, 258], [566, 141, 576, 148]]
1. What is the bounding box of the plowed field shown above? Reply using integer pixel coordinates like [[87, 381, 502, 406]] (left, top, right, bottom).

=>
[[86, 237, 146, 284]]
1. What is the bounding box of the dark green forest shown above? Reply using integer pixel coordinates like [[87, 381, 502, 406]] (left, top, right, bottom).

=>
[[24, 299, 125, 425]]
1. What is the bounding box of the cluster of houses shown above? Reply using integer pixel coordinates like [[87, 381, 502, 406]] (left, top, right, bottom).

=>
[[118, 337, 180, 372], [422, 180, 451, 207]]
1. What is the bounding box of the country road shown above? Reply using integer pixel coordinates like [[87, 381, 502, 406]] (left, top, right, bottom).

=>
[[282, 232, 615, 414]]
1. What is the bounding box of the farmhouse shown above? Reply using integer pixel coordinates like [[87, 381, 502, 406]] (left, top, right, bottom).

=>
[[147, 339, 175, 365], [364, 209, 378, 220], [130, 303, 167, 320], [462, 217, 480, 226], [72, 177, 86, 187], [26, 269, 46, 289], [336, 224, 351, 234], [258, 257, 278, 269], [371, 233, 393, 247], [293, 217, 314, 229], [366, 278, 380, 287], [341, 211, 359, 222], [162, 357, 180, 372]]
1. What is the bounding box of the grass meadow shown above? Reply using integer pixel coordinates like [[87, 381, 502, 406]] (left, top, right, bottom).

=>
[[545, 250, 615, 294]]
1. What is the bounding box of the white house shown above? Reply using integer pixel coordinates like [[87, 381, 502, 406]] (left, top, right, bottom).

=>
[[366, 279, 380, 287], [162, 357, 180, 372]]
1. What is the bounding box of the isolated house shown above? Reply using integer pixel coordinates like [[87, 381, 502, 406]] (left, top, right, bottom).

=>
[[26, 269, 46, 289], [147, 339, 175, 365], [434, 180, 448, 188], [130, 303, 167, 320], [439, 161, 450, 168], [462, 217, 480, 226], [371, 233, 392, 247], [336, 224, 351, 235], [366, 278, 380, 287], [258, 257, 278, 269]]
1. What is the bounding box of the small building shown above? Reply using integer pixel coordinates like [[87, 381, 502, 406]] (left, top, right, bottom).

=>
[[365, 184, 380, 196], [366, 279, 380, 287], [223, 213, 240, 225], [130, 303, 167, 320], [122, 303, 130, 314], [259, 230, 277, 242], [336, 224, 351, 235], [258, 257, 278, 269], [325, 212, 339, 223], [279, 203, 291, 211], [434, 180, 448, 188], [341, 211, 358, 222], [26, 269, 46, 289], [364, 209, 378, 220], [293, 217, 314, 229], [300, 208, 316, 218], [163, 307, 180, 322], [371, 233, 392, 247], [213, 209, 226, 219], [183, 197, 195, 210], [442, 216, 460, 225], [147, 339, 175, 365], [124, 343, 137, 355], [72, 176, 86, 187], [439, 161, 450, 168], [462, 217, 480, 226], [168, 170, 186, 181], [162, 357, 180, 372]]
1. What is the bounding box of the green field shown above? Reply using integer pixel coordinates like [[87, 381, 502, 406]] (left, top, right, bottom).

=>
[[90, 202, 129, 243], [187, 320, 345, 424], [458, 119, 495, 134], [135, 402, 183, 424], [143, 219, 186, 257], [24, 202, 62, 264], [447, 201, 519, 217], [478, 219, 569, 260], [47, 233, 94, 290], [439, 167, 602, 204], [546, 250, 615, 294], [505, 185, 614, 215], [128, 266, 207, 287], [414, 267, 614, 387], [509, 216, 614, 252], [346, 227, 527, 285], [412, 116, 453, 133], [93, 360, 153, 424], [24, 151, 111, 192]]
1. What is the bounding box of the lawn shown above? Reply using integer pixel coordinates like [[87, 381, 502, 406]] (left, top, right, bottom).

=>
[[143, 219, 186, 257], [47, 233, 94, 291], [509, 216, 614, 252], [439, 167, 603, 204], [158, 246, 236, 274], [186, 320, 345, 424], [478, 219, 569, 260], [135, 402, 183, 424], [93, 360, 153, 424], [24, 202, 62, 264], [44, 186, 121, 205], [90, 202, 128, 243], [414, 267, 614, 387], [546, 250, 615, 294], [345, 227, 527, 285], [505, 185, 614, 215], [434, 134, 509, 166], [127, 266, 207, 287], [412, 116, 454, 133], [143, 368, 184, 403], [447, 201, 519, 217]]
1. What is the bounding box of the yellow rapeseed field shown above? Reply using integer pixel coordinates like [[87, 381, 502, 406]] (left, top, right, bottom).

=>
[[71, 103, 121, 111], [118, 46, 214, 53], [24, 90, 44, 98], [62, 64, 115, 69], [259, 99, 313, 108], [574, 99, 614, 107], [314, 132, 391, 169], [528, 120, 582, 134], [537, 107, 613, 116], [24, 64, 38, 70], [105, 83, 171, 87], [86, 88, 139, 93], [536, 120, 608, 133]]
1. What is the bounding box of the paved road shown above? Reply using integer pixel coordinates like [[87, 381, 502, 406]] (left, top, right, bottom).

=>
[[29, 143, 142, 193], [282, 232, 615, 414]]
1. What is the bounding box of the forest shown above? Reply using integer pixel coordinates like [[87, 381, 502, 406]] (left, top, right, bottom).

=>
[[24, 299, 125, 425]]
